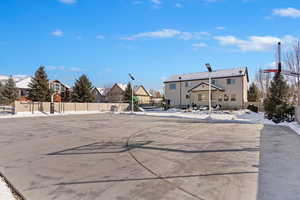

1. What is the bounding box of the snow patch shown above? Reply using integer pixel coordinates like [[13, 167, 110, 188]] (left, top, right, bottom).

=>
[[0, 177, 16, 200]]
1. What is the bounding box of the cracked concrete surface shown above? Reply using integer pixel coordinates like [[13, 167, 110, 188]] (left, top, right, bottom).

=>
[[0, 114, 263, 200]]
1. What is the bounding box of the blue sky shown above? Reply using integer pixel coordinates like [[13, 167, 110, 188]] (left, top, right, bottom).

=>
[[1, 0, 300, 90]]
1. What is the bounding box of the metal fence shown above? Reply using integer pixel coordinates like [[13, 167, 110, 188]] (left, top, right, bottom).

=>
[[0, 106, 14, 114]]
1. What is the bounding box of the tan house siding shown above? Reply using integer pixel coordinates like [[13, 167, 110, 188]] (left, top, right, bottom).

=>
[[165, 73, 248, 109], [106, 84, 125, 103], [134, 86, 151, 104]]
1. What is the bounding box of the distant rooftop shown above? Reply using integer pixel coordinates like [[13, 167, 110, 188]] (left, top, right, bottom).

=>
[[164, 67, 248, 83]]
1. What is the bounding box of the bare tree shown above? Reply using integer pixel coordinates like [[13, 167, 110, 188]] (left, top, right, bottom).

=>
[[284, 41, 300, 105], [255, 68, 271, 99], [284, 41, 300, 88]]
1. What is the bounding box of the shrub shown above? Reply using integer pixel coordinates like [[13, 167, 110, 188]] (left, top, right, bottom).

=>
[[247, 104, 258, 113]]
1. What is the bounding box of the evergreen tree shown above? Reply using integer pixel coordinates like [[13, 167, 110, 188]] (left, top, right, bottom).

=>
[[0, 82, 5, 104], [264, 73, 294, 123], [123, 83, 138, 111], [248, 83, 261, 102], [123, 82, 132, 103], [2, 77, 18, 104], [28, 66, 51, 102], [71, 74, 95, 102]]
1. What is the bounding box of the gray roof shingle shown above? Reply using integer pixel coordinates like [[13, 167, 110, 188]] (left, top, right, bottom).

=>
[[164, 67, 248, 83]]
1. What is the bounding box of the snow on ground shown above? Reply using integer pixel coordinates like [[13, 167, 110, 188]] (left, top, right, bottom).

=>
[[122, 108, 300, 135], [1, 108, 300, 136], [0, 177, 16, 200], [124, 108, 266, 122], [0, 111, 108, 119]]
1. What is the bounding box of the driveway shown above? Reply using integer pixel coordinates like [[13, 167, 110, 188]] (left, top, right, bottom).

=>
[[0, 114, 262, 200]]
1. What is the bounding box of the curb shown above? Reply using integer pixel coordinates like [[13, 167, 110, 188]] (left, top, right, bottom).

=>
[[0, 172, 26, 200]]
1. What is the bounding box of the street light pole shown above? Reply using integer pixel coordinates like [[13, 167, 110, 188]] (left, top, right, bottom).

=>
[[205, 63, 213, 114], [179, 76, 182, 108], [128, 73, 135, 113]]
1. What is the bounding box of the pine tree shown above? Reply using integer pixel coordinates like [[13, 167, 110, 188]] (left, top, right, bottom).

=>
[[264, 73, 293, 123], [2, 77, 18, 104], [0, 82, 5, 104], [123, 82, 132, 103], [123, 83, 139, 111], [28, 66, 51, 102], [71, 74, 95, 102], [248, 83, 261, 102]]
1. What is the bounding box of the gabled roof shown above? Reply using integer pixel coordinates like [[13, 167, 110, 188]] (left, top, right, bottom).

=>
[[50, 80, 71, 89], [188, 82, 224, 92], [164, 67, 249, 83], [0, 75, 30, 84], [0, 75, 9, 81], [95, 87, 110, 96], [15, 77, 32, 89], [116, 83, 127, 91], [134, 85, 152, 97]]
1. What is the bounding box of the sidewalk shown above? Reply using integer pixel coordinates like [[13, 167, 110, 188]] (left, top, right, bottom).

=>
[[258, 125, 300, 200]]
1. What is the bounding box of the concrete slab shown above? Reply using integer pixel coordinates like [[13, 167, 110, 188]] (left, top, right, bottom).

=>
[[0, 114, 262, 200], [258, 125, 300, 200]]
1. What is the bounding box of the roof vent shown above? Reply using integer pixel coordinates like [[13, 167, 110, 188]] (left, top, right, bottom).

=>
[[239, 70, 243, 74]]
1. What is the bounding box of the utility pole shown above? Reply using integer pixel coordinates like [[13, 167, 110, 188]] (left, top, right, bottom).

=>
[[278, 42, 282, 75], [128, 73, 135, 113], [205, 63, 213, 114], [179, 76, 182, 108]]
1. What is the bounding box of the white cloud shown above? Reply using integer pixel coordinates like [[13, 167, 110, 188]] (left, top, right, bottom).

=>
[[58, 0, 77, 5], [202, 0, 223, 3], [52, 29, 64, 37], [69, 67, 82, 72], [121, 29, 208, 40], [216, 26, 225, 30], [175, 3, 182, 8], [150, 0, 161, 4], [47, 65, 65, 71], [214, 35, 280, 51], [96, 34, 105, 40], [132, 1, 142, 5], [214, 35, 298, 52], [192, 42, 207, 50], [273, 8, 300, 18], [46, 65, 82, 72], [267, 62, 276, 67]]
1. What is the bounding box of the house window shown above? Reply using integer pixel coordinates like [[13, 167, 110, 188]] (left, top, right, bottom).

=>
[[231, 94, 236, 101], [186, 94, 190, 99], [169, 83, 176, 90], [185, 82, 190, 87], [224, 94, 229, 101], [198, 94, 202, 101], [218, 94, 223, 102], [211, 80, 217, 85], [53, 83, 60, 92], [227, 79, 236, 85]]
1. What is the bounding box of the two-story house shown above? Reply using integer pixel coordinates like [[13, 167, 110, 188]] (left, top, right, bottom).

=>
[[164, 67, 249, 109]]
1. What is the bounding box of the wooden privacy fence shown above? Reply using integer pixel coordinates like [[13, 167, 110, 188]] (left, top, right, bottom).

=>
[[14, 101, 129, 114]]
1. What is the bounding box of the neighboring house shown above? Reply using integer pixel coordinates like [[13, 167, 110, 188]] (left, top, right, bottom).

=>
[[106, 83, 127, 103], [149, 89, 164, 105], [164, 67, 249, 109], [49, 80, 71, 102], [93, 87, 110, 103], [134, 85, 152, 104], [1, 75, 72, 102], [0, 75, 32, 100], [16, 77, 32, 100]]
